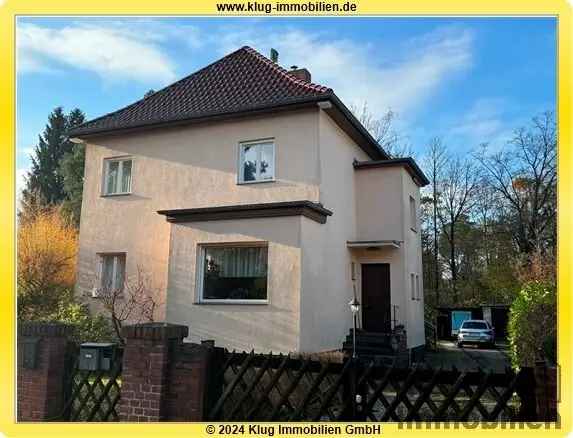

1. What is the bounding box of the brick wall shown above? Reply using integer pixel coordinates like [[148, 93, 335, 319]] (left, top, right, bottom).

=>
[[17, 323, 71, 421]]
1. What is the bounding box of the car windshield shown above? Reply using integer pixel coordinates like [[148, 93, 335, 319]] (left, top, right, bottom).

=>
[[462, 321, 488, 330]]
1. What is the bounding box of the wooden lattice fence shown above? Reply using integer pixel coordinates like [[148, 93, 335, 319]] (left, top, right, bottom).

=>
[[208, 351, 537, 422], [63, 345, 123, 422]]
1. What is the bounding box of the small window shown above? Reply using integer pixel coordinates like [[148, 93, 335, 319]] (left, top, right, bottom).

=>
[[238, 141, 275, 183], [199, 245, 268, 302], [100, 253, 126, 292], [415, 274, 420, 301], [409, 196, 417, 231], [410, 273, 415, 300], [103, 158, 132, 195]]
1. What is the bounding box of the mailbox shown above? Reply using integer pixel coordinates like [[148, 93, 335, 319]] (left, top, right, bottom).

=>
[[21, 337, 40, 369], [79, 342, 116, 371]]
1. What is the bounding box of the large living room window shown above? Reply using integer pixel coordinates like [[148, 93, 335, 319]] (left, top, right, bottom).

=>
[[198, 244, 268, 303], [103, 157, 132, 195], [238, 140, 275, 183]]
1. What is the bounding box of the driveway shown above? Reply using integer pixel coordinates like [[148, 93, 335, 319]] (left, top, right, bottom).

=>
[[424, 340, 511, 373]]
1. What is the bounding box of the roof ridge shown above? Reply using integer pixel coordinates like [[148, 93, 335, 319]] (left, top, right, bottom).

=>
[[242, 46, 332, 93]]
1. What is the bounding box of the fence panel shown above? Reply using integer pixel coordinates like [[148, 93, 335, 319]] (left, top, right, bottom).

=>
[[208, 351, 536, 422], [63, 345, 123, 422]]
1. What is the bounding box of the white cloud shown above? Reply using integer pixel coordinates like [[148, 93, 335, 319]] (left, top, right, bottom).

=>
[[215, 25, 473, 116], [450, 98, 515, 147], [17, 22, 179, 85]]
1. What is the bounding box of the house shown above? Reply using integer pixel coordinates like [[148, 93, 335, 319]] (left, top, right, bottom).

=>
[[69, 46, 429, 355]]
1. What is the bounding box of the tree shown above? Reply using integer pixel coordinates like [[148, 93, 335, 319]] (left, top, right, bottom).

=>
[[423, 138, 449, 305], [476, 112, 556, 255], [17, 207, 78, 320], [437, 156, 480, 302], [99, 267, 164, 344], [21, 107, 86, 220], [351, 102, 415, 158], [60, 141, 86, 226]]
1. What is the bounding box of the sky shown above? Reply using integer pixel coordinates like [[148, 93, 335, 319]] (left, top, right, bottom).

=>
[[16, 17, 556, 195]]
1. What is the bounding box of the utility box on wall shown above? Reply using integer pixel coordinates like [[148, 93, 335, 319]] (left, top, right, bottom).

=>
[[79, 342, 116, 371]]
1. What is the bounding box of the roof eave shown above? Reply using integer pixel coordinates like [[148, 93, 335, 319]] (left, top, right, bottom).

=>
[[69, 94, 388, 161], [353, 157, 430, 187]]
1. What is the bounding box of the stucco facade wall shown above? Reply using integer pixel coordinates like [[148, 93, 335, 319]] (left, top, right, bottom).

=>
[[165, 216, 303, 352], [297, 110, 370, 352], [76, 110, 320, 320]]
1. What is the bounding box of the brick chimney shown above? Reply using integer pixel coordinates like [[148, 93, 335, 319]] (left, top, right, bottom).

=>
[[289, 65, 311, 82]]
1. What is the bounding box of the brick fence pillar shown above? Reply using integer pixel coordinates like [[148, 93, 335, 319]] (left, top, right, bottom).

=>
[[17, 322, 71, 421], [534, 360, 558, 421], [118, 322, 188, 422]]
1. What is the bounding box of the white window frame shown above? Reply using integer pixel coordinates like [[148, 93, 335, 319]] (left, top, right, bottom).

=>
[[415, 274, 421, 301], [94, 253, 126, 297], [196, 243, 269, 305], [237, 139, 276, 184], [409, 195, 417, 232], [102, 156, 133, 196], [410, 273, 416, 300]]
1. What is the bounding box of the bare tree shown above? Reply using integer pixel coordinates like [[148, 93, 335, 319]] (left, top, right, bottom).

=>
[[438, 156, 480, 302], [476, 112, 557, 255], [423, 138, 449, 305], [99, 267, 164, 344], [351, 102, 415, 158]]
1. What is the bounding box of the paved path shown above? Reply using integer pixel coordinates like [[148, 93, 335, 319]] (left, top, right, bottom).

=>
[[424, 340, 511, 373]]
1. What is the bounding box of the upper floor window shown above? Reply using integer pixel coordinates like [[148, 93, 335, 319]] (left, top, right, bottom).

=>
[[238, 140, 275, 184], [103, 157, 132, 195], [409, 195, 417, 232]]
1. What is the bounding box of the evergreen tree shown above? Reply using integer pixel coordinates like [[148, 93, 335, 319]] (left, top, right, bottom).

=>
[[21, 107, 86, 223]]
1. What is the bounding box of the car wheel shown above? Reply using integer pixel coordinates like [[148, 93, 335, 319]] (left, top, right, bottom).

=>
[[457, 342, 463, 348]]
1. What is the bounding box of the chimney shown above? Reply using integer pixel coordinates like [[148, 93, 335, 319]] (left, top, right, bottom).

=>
[[289, 65, 311, 82]]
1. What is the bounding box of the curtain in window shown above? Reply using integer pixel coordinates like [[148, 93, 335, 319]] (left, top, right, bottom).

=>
[[206, 246, 267, 278]]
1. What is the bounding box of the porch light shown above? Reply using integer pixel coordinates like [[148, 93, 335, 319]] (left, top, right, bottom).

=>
[[349, 296, 361, 314]]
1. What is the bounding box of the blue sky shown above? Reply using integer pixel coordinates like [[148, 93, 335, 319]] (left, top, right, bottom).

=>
[[16, 17, 556, 192]]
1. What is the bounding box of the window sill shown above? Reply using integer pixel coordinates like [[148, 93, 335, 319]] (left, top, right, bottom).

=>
[[237, 179, 276, 185], [194, 300, 269, 305], [101, 192, 132, 198]]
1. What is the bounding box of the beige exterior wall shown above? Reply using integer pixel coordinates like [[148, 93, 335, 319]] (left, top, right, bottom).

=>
[[76, 109, 320, 319], [77, 104, 425, 352], [165, 216, 302, 352], [352, 166, 425, 348]]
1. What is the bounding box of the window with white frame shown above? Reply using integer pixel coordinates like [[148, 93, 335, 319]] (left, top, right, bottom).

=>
[[410, 273, 415, 300], [238, 140, 275, 183], [99, 253, 126, 292], [198, 245, 268, 302], [409, 195, 417, 231], [103, 157, 132, 195], [415, 274, 420, 301]]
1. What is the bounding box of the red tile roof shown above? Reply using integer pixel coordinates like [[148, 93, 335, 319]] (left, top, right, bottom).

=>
[[69, 46, 333, 136], [70, 46, 388, 160]]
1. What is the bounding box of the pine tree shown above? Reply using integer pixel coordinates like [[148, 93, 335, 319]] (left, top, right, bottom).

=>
[[21, 107, 86, 223]]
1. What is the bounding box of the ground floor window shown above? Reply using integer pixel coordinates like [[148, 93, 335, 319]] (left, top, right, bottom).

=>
[[198, 244, 268, 303], [100, 253, 126, 292]]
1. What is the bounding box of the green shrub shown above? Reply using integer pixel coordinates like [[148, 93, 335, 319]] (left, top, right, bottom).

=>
[[53, 301, 116, 344], [508, 281, 556, 368]]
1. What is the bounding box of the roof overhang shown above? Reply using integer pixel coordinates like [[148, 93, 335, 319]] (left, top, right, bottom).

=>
[[158, 201, 333, 224], [346, 240, 402, 249], [69, 93, 388, 161], [353, 157, 430, 187]]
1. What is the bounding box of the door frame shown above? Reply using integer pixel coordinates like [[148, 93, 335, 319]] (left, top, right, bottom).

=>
[[359, 261, 392, 332]]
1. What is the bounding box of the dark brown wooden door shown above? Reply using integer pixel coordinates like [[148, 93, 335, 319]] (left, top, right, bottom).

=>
[[361, 264, 391, 332]]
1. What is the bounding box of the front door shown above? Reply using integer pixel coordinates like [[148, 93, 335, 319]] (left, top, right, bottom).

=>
[[361, 264, 391, 332]]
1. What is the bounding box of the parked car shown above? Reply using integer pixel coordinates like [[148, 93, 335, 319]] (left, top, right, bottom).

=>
[[456, 320, 495, 348]]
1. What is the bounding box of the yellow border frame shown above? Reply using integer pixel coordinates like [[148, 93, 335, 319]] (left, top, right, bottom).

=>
[[0, 1, 571, 437]]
